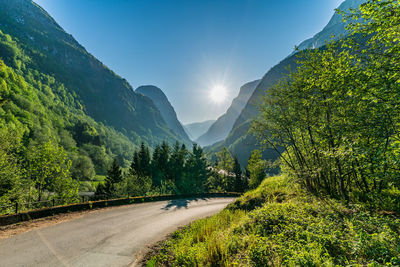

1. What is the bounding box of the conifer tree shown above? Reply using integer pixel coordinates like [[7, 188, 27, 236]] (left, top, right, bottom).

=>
[[232, 156, 243, 192], [138, 142, 151, 177], [181, 144, 208, 193], [169, 142, 187, 184], [159, 141, 170, 179], [151, 144, 163, 186], [97, 159, 123, 197], [130, 150, 140, 175]]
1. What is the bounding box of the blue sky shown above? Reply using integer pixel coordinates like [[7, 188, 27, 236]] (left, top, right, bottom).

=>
[[34, 0, 343, 124]]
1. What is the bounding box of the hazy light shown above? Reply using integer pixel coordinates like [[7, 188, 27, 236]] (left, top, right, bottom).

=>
[[209, 85, 227, 103]]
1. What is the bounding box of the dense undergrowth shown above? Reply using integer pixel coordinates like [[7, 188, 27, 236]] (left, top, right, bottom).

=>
[[147, 175, 400, 266]]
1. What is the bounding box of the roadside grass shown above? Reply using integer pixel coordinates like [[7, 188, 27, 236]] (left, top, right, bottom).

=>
[[147, 175, 400, 266]]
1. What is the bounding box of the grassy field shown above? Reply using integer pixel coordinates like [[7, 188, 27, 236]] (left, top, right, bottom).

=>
[[147, 175, 400, 266]]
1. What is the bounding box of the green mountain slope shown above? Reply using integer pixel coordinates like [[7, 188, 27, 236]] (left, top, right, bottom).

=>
[[0, 0, 179, 147], [208, 0, 365, 167], [196, 80, 260, 147], [297, 0, 366, 51], [136, 85, 191, 144], [0, 0, 186, 189]]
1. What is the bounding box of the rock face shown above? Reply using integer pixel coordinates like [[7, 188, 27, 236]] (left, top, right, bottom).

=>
[[136, 85, 191, 144], [297, 0, 366, 51], [184, 120, 216, 141], [196, 80, 260, 147], [0, 0, 181, 146], [208, 0, 366, 167]]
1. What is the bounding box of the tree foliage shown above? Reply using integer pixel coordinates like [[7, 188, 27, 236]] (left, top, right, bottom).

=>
[[252, 0, 400, 206]]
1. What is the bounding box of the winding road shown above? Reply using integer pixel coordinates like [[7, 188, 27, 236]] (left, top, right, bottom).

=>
[[0, 197, 235, 267]]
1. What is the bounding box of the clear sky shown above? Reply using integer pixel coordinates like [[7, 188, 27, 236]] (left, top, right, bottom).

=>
[[34, 0, 343, 124]]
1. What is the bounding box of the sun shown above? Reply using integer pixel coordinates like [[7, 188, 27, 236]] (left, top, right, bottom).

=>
[[209, 85, 227, 103]]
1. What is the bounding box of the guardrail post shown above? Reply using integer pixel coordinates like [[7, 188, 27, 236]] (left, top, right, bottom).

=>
[[52, 198, 55, 207], [15, 202, 18, 214]]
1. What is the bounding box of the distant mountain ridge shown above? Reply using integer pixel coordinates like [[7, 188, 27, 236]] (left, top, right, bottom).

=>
[[196, 80, 260, 147], [208, 0, 366, 167], [184, 120, 216, 141], [297, 0, 367, 51], [136, 85, 191, 144]]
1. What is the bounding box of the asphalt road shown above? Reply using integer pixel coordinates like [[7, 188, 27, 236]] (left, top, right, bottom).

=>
[[0, 197, 235, 267]]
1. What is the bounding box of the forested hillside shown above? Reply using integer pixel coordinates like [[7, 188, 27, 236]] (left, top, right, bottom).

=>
[[148, 1, 400, 265], [0, 0, 180, 146], [0, 0, 185, 209], [207, 0, 366, 167]]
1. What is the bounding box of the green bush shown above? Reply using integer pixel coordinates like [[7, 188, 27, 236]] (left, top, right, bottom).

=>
[[149, 175, 400, 266]]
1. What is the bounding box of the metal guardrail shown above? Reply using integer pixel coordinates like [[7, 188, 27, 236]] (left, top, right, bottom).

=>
[[0, 194, 109, 216], [0, 192, 240, 216]]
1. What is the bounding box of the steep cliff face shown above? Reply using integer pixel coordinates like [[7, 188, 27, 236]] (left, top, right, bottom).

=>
[[297, 0, 367, 51], [196, 80, 260, 147], [0, 0, 180, 146], [136, 85, 191, 144]]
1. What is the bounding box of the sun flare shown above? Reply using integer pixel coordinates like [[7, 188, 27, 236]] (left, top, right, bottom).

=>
[[209, 85, 227, 103]]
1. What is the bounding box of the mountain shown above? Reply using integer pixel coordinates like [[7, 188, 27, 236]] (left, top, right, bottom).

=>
[[184, 120, 216, 141], [208, 0, 366, 168], [0, 0, 186, 183], [296, 0, 367, 51], [136, 85, 191, 144], [206, 55, 296, 167], [0, 0, 180, 147], [196, 80, 260, 147]]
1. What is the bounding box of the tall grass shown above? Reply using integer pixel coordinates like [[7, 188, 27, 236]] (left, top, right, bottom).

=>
[[148, 175, 400, 266]]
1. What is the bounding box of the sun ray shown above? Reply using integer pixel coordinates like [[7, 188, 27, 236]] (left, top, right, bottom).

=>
[[209, 85, 227, 103]]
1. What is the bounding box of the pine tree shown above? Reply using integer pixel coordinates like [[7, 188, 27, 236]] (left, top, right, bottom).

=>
[[180, 144, 209, 193], [159, 141, 170, 179], [130, 150, 140, 175], [151, 144, 163, 186], [138, 142, 151, 177], [232, 156, 243, 192], [169, 142, 187, 184], [98, 159, 123, 197]]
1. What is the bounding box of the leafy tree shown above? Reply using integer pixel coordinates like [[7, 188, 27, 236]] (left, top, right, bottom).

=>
[[0, 128, 26, 207], [216, 148, 234, 191], [70, 154, 96, 181], [126, 173, 152, 197], [247, 150, 266, 189], [26, 141, 78, 201], [252, 0, 400, 204], [216, 148, 234, 172]]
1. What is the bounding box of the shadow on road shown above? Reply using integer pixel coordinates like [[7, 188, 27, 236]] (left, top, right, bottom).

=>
[[162, 198, 208, 211]]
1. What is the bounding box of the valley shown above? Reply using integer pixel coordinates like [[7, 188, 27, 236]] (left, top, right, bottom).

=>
[[1, 0, 400, 266]]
